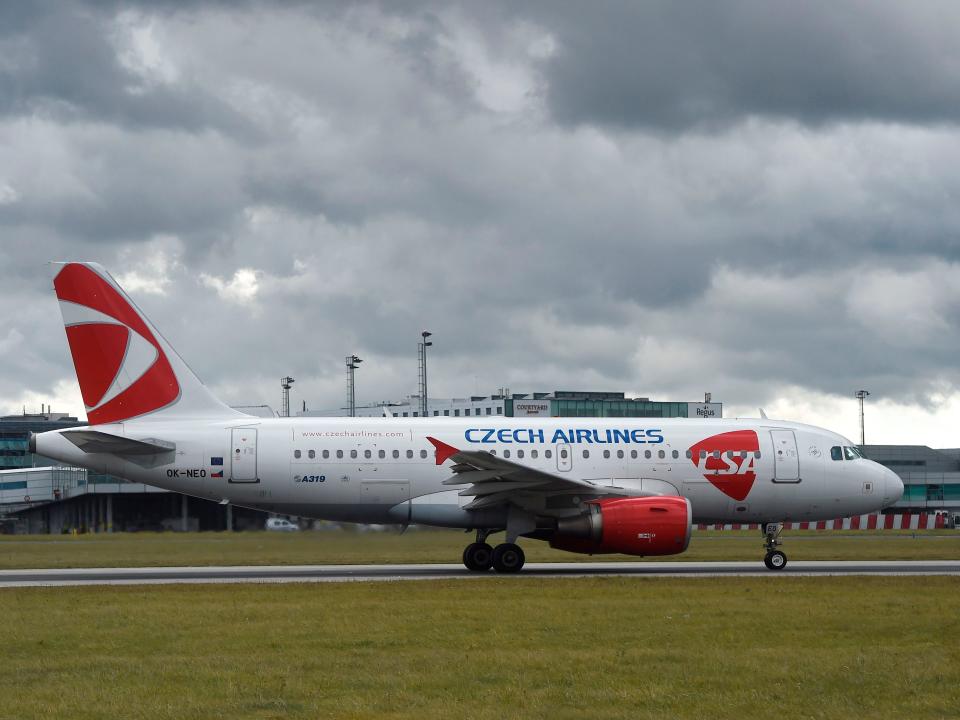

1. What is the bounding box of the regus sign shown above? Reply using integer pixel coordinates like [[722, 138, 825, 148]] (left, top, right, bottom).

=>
[[688, 403, 722, 418]]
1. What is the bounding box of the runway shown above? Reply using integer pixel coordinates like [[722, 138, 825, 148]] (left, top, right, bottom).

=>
[[1, 560, 958, 587]]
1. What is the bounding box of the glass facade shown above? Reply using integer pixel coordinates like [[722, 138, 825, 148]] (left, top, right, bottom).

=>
[[863, 445, 960, 512]]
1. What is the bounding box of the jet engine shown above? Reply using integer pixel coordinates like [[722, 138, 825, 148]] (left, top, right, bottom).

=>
[[548, 496, 692, 556]]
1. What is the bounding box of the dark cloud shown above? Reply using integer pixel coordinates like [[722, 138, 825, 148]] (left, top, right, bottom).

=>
[[0, 2, 255, 135], [528, 1, 960, 131]]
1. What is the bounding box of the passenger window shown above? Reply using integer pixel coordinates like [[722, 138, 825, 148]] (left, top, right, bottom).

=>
[[336, 450, 343, 459], [308, 449, 315, 459], [420, 450, 428, 459], [603, 450, 610, 459], [444, 410, 450, 416], [504, 449, 511, 458], [392, 450, 399, 459], [617, 450, 624, 459], [831, 446, 843, 461], [560, 448, 567, 459], [582, 449, 590, 459], [545, 449, 553, 459], [531, 449, 538, 459], [517, 449, 524, 459], [378, 450, 385, 459], [672, 450, 679, 459], [294, 450, 301, 459], [322, 450, 329, 459], [351, 450, 358, 459], [645, 450, 652, 459], [658, 450, 666, 459], [406, 450, 413, 459], [700, 451, 707, 459], [685, 450, 692, 459], [630, 450, 637, 459], [362, 450, 370, 459], [754, 451, 762, 459]]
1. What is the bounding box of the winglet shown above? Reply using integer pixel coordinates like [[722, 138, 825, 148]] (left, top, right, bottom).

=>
[[759, 408, 768, 420], [426, 436, 459, 465]]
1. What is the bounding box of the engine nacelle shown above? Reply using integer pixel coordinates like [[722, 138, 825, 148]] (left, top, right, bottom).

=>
[[549, 496, 692, 556]]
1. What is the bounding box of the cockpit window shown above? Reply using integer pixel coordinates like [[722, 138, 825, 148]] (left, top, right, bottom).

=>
[[830, 446, 843, 461], [844, 446, 864, 460]]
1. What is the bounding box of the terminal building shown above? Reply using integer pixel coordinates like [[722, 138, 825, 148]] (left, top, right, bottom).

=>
[[302, 390, 722, 420], [862, 445, 960, 517]]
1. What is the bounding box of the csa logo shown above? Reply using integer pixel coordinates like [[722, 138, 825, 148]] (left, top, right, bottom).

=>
[[687, 430, 760, 502], [54, 264, 180, 425]]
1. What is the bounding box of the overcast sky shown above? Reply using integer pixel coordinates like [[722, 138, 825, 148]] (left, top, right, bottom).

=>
[[1, 1, 959, 445]]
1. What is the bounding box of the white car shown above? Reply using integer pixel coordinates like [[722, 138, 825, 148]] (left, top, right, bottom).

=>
[[265, 518, 299, 532]]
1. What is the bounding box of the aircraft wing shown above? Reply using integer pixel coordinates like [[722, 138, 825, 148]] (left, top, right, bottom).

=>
[[427, 436, 615, 510]]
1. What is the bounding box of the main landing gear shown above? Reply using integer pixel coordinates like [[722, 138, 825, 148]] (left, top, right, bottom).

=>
[[462, 529, 525, 573], [763, 522, 787, 570]]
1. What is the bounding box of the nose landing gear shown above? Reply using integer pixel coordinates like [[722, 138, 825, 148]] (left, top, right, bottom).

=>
[[763, 522, 787, 570], [462, 529, 526, 573]]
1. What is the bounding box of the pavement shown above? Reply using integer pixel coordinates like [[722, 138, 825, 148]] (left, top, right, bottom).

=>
[[1, 560, 958, 587]]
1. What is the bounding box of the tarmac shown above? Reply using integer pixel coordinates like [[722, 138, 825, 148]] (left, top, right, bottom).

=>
[[1, 560, 958, 587]]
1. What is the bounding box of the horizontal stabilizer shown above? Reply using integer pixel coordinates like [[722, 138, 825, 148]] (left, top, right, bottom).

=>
[[61, 430, 175, 456]]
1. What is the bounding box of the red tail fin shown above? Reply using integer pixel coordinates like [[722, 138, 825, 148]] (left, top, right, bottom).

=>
[[53, 262, 242, 424]]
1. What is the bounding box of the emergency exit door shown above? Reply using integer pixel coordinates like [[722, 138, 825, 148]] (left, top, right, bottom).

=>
[[770, 429, 800, 483], [230, 428, 258, 483]]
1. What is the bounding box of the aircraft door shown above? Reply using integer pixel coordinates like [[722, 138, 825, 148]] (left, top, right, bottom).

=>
[[771, 429, 800, 483], [230, 428, 258, 483], [556, 443, 573, 472]]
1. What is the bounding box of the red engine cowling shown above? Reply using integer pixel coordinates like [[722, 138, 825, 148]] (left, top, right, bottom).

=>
[[549, 496, 692, 556]]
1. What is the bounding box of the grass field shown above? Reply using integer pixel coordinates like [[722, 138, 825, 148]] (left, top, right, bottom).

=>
[[0, 528, 958, 569], [2, 576, 958, 719]]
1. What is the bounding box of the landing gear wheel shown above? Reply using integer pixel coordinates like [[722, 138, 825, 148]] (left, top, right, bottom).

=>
[[492, 543, 525, 573], [764, 550, 787, 571], [462, 542, 494, 572], [762, 522, 786, 571]]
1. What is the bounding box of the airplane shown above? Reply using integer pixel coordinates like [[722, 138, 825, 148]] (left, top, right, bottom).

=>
[[31, 262, 904, 572]]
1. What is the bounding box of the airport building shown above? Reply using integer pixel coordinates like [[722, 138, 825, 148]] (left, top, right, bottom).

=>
[[862, 445, 960, 516], [302, 390, 722, 420]]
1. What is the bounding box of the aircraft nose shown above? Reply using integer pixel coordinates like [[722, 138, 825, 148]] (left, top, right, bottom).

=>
[[881, 465, 903, 506]]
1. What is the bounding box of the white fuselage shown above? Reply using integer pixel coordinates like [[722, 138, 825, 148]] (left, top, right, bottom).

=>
[[36, 416, 903, 527]]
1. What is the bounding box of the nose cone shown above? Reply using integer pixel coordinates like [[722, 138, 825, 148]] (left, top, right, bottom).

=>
[[881, 466, 904, 507]]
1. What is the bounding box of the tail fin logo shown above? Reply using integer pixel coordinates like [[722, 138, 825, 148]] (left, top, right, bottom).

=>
[[54, 264, 180, 424], [687, 430, 760, 502]]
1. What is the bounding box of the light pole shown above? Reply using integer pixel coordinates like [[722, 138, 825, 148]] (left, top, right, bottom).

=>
[[346, 355, 362, 417], [280, 376, 295, 418], [418, 331, 432, 417], [855, 390, 870, 446]]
